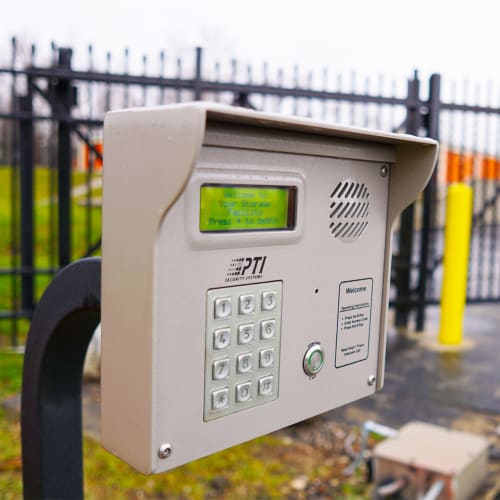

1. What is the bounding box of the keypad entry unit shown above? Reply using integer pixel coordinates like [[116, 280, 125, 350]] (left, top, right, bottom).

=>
[[204, 281, 283, 421]]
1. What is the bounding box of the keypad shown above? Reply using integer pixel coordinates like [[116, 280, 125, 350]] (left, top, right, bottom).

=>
[[204, 281, 282, 421]]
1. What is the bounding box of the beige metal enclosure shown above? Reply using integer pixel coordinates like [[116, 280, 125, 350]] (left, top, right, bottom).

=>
[[101, 103, 437, 473]]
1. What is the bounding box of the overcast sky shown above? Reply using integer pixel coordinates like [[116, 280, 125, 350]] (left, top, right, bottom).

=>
[[1, 0, 500, 102]]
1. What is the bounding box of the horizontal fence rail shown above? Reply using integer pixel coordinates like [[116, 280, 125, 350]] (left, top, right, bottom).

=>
[[0, 38, 499, 346]]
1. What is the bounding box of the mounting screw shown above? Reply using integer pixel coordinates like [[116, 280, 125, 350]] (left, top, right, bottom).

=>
[[380, 165, 388, 177], [158, 443, 172, 459], [367, 374, 377, 386]]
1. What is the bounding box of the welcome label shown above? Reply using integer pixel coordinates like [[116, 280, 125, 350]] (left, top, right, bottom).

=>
[[335, 278, 373, 368]]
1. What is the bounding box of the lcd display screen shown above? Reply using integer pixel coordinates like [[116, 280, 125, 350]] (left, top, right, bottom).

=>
[[199, 184, 297, 232]]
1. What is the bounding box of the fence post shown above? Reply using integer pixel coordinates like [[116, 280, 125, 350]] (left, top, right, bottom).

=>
[[54, 48, 76, 267], [194, 47, 203, 100], [395, 71, 421, 329], [9, 36, 20, 346], [415, 74, 441, 331], [18, 81, 35, 313]]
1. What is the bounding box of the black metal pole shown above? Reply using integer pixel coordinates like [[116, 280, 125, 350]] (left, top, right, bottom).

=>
[[9, 37, 20, 346], [21, 257, 101, 499], [19, 86, 35, 314], [194, 47, 203, 100], [55, 48, 75, 267], [395, 72, 421, 329], [415, 74, 441, 331]]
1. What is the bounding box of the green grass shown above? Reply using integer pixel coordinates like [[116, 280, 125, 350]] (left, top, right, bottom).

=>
[[0, 351, 23, 497], [0, 166, 102, 340], [0, 351, 23, 399], [82, 435, 293, 499]]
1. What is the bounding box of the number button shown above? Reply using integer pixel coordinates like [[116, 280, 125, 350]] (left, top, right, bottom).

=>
[[235, 381, 252, 402], [260, 319, 276, 340], [239, 294, 255, 315], [214, 297, 231, 319], [237, 353, 253, 374], [259, 348, 275, 368], [213, 328, 230, 350], [213, 358, 230, 380], [258, 375, 273, 396], [212, 388, 229, 410], [261, 291, 277, 311], [237, 323, 254, 345]]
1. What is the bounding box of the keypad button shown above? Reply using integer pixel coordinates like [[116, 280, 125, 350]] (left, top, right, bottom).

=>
[[214, 297, 232, 319], [237, 353, 253, 374], [260, 319, 276, 340], [261, 291, 277, 311], [258, 375, 274, 396], [239, 294, 255, 315], [259, 348, 275, 368], [238, 323, 254, 345], [235, 381, 252, 402], [213, 358, 230, 380], [212, 388, 229, 410], [213, 328, 231, 350]]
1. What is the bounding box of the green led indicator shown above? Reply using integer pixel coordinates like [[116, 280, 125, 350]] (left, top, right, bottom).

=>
[[308, 350, 324, 373], [200, 185, 295, 232]]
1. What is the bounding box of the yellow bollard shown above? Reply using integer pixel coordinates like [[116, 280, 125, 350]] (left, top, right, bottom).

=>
[[439, 182, 474, 345]]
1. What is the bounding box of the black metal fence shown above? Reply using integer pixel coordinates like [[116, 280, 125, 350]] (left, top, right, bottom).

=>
[[1, 38, 499, 346]]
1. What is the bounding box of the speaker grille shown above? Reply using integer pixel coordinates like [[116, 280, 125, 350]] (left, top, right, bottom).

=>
[[329, 179, 369, 242]]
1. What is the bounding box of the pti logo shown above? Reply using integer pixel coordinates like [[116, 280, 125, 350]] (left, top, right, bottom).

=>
[[225, 256, 267, 282]]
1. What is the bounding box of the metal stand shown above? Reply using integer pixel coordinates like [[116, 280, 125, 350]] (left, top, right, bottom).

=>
[[21, 258, 101, 499]]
